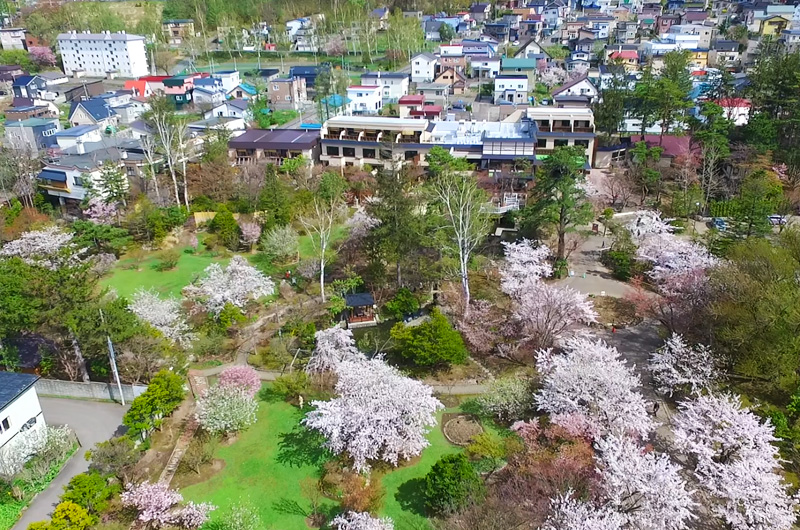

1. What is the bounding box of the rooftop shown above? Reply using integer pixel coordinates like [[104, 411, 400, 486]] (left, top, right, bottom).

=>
[[0, 372, 39, 411], [57, 31, 146, 42], [229, 129, 320, 150], [54, 124, 99, 137], [6, 117, 58, 127], [324, 116, 428, 131], [428, 120, 536, 145]]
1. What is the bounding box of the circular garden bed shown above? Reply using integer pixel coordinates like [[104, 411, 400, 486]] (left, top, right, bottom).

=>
[[442, 413, 484, 446]]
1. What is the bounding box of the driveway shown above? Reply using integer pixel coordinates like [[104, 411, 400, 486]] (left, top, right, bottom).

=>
[[14, 398, 128, 529]]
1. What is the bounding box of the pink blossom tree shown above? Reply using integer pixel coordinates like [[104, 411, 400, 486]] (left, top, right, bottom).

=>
[[538, 67, 569, 89], [541, 491, 626, 530], [306, 326, 364, 374], [345, 210, 380, 242], [595, 434, 696, 530], [535, 337, 655, 438], [28, 46, 56, 67], [324, 36, 348, 57], [303, 358, 443, 472], [649, 333, 719, 396], [218, 365, 261, 398], [331, 511, 394, 530], [83, 197, 119, 225], [129, 289, 193, 347], [239, 221, 261, 251], [121, 481, 215, 529], [183, 256, 275, 317], [672, 393, 799, 529]]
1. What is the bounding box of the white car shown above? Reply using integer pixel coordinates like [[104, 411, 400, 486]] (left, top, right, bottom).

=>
[[511, 40, 520, 46]]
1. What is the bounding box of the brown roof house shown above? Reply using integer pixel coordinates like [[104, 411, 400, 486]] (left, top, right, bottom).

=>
[[228, 129, 320, 166], [434, 67, 467, 95]]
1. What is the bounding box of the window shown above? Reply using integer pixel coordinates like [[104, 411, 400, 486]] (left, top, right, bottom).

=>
[[363, 148, 376, 158], [74, 176, 85, 187], [343, 147, 356, 157], [537, 138, 548, 148], [575, 140, 589, 148], [554, 139, 569, 147], [404, 150, 418, 160], [0, 418, 9, 432], [126, 166, 137, 176], [326, 146, 340, 156]]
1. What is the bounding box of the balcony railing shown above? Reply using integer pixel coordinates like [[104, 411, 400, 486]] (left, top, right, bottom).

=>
[[573, 126, 595, 133]]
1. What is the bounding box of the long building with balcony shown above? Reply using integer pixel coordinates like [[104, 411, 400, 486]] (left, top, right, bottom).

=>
[[319, 109, 595, 169]]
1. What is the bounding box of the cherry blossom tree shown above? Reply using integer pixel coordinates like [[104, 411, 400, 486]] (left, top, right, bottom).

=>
[[345, 210, 380, 241], [195, 384, 258, 435], [331, 511, 394, 530], [303, 358, 443, 472], [513, 282, 598, 350], [476, 376, 532, 422], [672, 393, 799, 530], [636, 234, 719, 284], [28, 46, 57, 66], [129, 289, 193, 347], [218, 365, 261, 398], [540, 491, 625, 530], [535, 337, 655, 438], [239, 221, 261, 251], [538, 67, 569, 89], [500, 239, 552, 295], [0, 226, 82, 269], [595, 434, 696, 530], [83, 197, 119, 225], [626, 210, 674, 240], [121, 481, 215, 529], [306, 326, 364, 374], [183, 256, 274, 317], [649, 333, 719, 396]]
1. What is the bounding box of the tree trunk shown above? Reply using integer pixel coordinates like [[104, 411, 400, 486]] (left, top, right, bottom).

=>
[[69, 332, 90, 383], [396, 261, 401, 288], [320, 258, 326, 302], [169, 166, 180, 206], [461, 253, 470, 314]]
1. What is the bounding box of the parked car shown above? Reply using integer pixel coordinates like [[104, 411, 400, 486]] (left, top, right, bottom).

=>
[[768, 215, 787, 226], [711, 217, 728, 231], [451, 100, 466, 110]]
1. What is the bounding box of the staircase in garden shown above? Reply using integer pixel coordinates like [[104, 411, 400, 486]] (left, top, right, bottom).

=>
[[158, 372, 208, 485]]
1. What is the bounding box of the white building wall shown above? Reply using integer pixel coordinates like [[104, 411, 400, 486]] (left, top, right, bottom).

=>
[[0, 386, 45, 453], [58, 32, 149, 78]]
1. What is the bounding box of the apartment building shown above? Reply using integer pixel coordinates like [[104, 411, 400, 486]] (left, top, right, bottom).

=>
[[526, 107, 596, 165], [162, 19, 195, 45], [57, 31, 148, 78], [228, 129, 320, 166]]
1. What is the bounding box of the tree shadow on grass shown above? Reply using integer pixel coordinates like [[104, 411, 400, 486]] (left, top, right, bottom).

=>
[[395, 477, 428, 517], [277, 426, 334, 468], [272, 497, 308, 517], [258, 386, 286, 403]]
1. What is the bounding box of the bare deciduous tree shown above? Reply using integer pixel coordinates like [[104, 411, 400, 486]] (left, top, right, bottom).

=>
[[299, 198, 347, 302]]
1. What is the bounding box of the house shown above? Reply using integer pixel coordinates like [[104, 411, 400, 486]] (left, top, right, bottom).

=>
[[59, 80, 107, 104], [608, 49, 640, 71], [715, 98, 750, 126], [657, 14, 680, 33], [268, 77, 307, 110], [288, 65, 322, 87], [347, 86, 383, 115], [682, 11, 708, 25], [162, 75, 196, 108], [188, 116, 246, 134], [203, 99, 251, 121], [566, 51, 591, 71], [574, 38, 596, 55], [227, 82, 258, 100], [228, 128, 320, 166], [781, 29, 800, 53], [494, 75, 529, 104], [411, 52, 438, 83], [254, 68, 281, 82], [470, 55, 501, 79], [0, 28, 26, 50], [193, 77, 227, 107], [57, 31, 149, 78], [0, 65, 26, 85], [552, 75, 598, 100], [112, 98, 148, 125], [398, 94, 427, 118], [614, 21, 638, 43], [11, 75, 47, 99], [709, 40, 740, 67], [416, 82, 450, 105], [544, 0, 570, 30], [515, 39, 551, 61], [39, 71, 69, 87], [360, 72, 410, 102], [462, 39, 497, 57], [484, 22, 511, 44], [162, 19, 195, 45], [520, 18, 545, 41], [51, 124, 103, 151], [424, 20, 446, 41], [470, 3, 492, 23], [3, 118, 61, 152], [760, 15, 789, 37], [0, 373, 45, 473], [213, 70, 241, 93], [501, 57, 539, 75], [687, 49, 708, 69], [69, 99, 118, 129], [5, 105, 57, 121], [434, 67, 467, 95], [370, 7, 391, 30]]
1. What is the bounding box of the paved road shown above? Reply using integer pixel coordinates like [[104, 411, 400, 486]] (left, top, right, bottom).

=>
[[557, 232, 636, 298], [14, 398, 128, 529]]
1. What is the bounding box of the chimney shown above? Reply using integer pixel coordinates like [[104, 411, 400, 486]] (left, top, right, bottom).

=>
[[75, 139, 85, 155], [120, 150, 128, 160]]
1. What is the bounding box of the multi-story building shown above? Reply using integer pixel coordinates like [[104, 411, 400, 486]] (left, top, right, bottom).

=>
[[268, 77, 307, 110], [57, 31, 148, 78], [3, 118, 60, 152], [411, 52, 438, 83], [228, 129, 320, 166], [0, 28, 26, 50], [526, 106, 595, 165], [494, 75, 529, 104], [347, 86, 383, 115], [162, 19, 195, 45], [709, 40, 741, 67], [360, 72, 410, 102]]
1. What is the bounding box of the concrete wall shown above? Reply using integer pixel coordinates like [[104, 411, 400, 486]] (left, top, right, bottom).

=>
[[35, 379, 147, 403]]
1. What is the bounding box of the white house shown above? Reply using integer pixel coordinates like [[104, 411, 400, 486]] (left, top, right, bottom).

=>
[[552, 75, 598, 100], [494, 75, 529, 104], [715, 98, 751, 126], [57, 31, 149, 78], [411, 52, 438, 83], [360, 72, 410, 102], [213, 70, 241, 93], [347, 85, 383, 114], [53, 124, 103, 150], [203, 99, 252, 121], [470, 56, 501, 78], [0, 373, 46, 475]]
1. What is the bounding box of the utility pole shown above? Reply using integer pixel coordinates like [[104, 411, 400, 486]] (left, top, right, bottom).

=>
[[99, 309, 125, 406]]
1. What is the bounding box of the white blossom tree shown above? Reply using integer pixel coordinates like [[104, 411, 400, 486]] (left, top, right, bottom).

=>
[[540, 491, 626, 530], [0, 226, 82, 269], [538, 67, 569, 89], [331, 511, 394, 530], [672, 393, 799, 530], [345, 210, 381, 241], [595, 434, 696, 530], [121, 481, 215, 529], [476, 376, 532, 423], [183, 256, 274, 317], [195, 384, 258, 435], [306, 326, 364, 374], [500, 239, 552, 296], [636, 233, 719, 284], [513, 281, 597, 350], [303, 358, 443, 472], [626, 210, 674, 240], [649, 333, 719, 396], [535, 337, 656, 438], [129, 289, 194, 347]]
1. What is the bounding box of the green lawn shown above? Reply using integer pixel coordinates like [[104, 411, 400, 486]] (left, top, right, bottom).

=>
[[297, 225, 348, 259], [180, 391, 464, 530], [101, 247, 229, 299]]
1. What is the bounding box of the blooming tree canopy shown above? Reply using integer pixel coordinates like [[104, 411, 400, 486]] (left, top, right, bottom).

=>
[[217, 365, 261, 398], [672, 393, 799, 529], [649, 333, 719, 396], [540, 491, 626, 530], [183, 256, 274, 316], [306, 326, 365, 374], [239, 221, 261, 248], [626, 211, 674, 240], [595, 434, 696, 530], [83, 197, 119, 225], [0, 226, 81, 269], [121, 481, 215, 529], [303, 358, 443, 472], [535, 337, 655, 438], [500, 239, 552, 295], [330, 511, 394, 530], [195, 384, 258, 435], [345, 210, 381, 241], [129, 289, 193, 347]]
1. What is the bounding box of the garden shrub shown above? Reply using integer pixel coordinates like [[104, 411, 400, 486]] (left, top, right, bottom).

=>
[[602, 249, 635, 281], [384, 288, 420, 320], [122, 370, 185, 440], [269, 372, 312, 401], [209, 206, 240, 250], [476, 377, 533, 423], [390, 308, 468, 368], [423, 453, 485, 515], [60, 471, 117, 514], [154, 249, 180, 271]]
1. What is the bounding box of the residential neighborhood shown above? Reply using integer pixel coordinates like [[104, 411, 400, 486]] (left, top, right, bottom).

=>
[[0, 0, 799, 529]]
